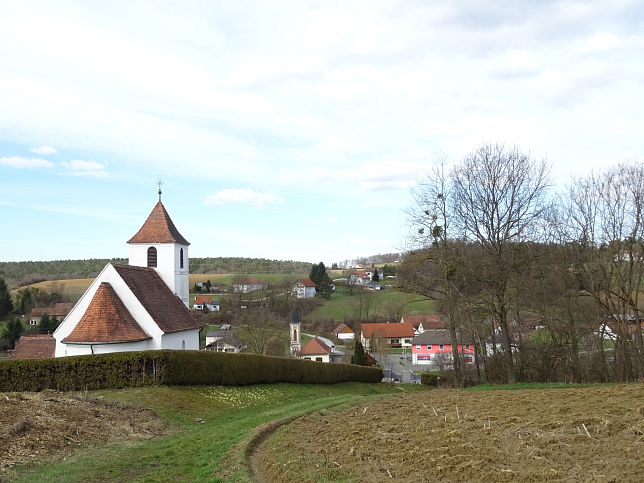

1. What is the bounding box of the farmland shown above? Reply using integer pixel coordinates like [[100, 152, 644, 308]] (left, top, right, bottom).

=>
[[259, 383, 644, 481], [1, 383, 422, 481]]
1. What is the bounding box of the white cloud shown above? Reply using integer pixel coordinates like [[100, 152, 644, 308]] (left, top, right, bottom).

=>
[[0, 156, 54, 168], [204, 189, 285, 207], [30, 145, 58, 155], [62, 159, 108, 177]]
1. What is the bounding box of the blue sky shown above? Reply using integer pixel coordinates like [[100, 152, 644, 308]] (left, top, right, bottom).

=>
[[2, 1, 644, 265]]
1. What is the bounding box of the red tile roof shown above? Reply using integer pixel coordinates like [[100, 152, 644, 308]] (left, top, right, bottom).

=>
[[10, 335, 55, 359], [112, 264, 201, 333], [361, 322, 414, 339], [127, 201, 190, 245], [300, 336, 332, 355], [194, 296, 212, 305], [403, 315, 446, 330], [296, 278, 317, 287], [63, 282, 151, 343]]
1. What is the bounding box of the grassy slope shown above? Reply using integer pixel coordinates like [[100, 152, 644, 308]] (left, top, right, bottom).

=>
[[308, 286, 436, 322], [8, 383, 424, 482]]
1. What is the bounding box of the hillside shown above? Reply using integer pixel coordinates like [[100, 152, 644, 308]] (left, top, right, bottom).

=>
[[0, 257, 312, 289]]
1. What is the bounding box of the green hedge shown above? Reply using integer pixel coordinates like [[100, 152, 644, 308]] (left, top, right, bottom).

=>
[[0, 350, 383, 392]]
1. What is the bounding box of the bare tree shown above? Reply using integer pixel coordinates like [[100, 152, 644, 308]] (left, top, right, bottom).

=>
[[450, 144, 551, 383]]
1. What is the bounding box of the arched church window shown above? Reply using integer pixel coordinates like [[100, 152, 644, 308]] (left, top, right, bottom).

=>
[[147, 247, 157, 268], [182, 340, 186, 350], [293, 328, 297, 340], [180, 248, 184, 269]]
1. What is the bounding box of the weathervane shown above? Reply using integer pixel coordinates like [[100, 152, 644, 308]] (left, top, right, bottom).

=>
[[157, 179, 163, 202]]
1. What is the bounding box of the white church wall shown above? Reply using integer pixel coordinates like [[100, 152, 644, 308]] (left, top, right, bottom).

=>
[[162, 329, 200, 350]]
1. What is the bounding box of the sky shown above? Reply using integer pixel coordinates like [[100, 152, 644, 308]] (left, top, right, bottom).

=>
[[1, 0, 644, 265]]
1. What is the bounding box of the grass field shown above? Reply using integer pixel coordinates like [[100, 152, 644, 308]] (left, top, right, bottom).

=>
[[3, 383, 424, 482], [308, 286, 436, 322]]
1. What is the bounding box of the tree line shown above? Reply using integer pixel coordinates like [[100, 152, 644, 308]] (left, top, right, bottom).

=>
[[0, 257, 313, 289], [401, 143, 644, 385]]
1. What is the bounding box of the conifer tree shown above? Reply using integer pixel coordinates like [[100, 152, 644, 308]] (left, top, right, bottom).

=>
[[0, 277, 13, 317]]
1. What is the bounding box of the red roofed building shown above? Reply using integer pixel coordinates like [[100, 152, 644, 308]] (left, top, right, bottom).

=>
[[292, 278, 317, 298], [53, 193, 200, 357], [401, 315, 446, 335], [299, 336, 332, 362], [360, 322, 414, 351], [10, 334, 55, 359]]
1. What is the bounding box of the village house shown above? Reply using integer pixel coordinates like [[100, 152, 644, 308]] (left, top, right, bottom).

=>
[[193, 296, 220, 311], [52, 193, 201, 357], [299, 336, 332, 362], [411, 330, 475, 365], [205, 330, 244, 352], [28, 302, 74, 326], [232, 278, 266, 293], [360, 322, 414, 351], [332, 323, 355, 340], [292, 278, 317, 298], [348, 270, 372, 286], [401, 315, 446, 335]]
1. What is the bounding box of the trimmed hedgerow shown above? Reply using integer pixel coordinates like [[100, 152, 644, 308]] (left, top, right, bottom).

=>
[[0, 350, 383, 392]]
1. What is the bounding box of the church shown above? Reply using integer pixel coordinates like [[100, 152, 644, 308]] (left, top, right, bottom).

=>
[[53, 193, 201, 357]]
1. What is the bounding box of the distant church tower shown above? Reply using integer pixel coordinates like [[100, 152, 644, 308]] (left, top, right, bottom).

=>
[[127, 187, 190, 307], [289, 307, 301, 354]]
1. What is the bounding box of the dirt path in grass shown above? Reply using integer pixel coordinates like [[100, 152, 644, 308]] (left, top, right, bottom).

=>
[[0, 390, 166, 476], [256, 384, 644, 482]]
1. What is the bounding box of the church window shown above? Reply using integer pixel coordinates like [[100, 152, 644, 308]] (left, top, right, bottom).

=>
[[147, 247, 157, 267], [182, 340, 186, 350], [180, 248, 184, 269]]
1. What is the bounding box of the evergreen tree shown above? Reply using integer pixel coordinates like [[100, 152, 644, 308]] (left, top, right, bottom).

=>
[[39, 314, 51, 334], [0, 276, 13, 317], [351, 339, 369, 366], [372, 269, 380, 282], [50, 316, 61, 333], [0, 318, 24, 349], [205, 279, 212, 292]]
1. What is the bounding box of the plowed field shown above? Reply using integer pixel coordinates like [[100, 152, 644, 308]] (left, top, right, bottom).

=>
[[258, 384, 644, 482], [0, 390, 166, 475]]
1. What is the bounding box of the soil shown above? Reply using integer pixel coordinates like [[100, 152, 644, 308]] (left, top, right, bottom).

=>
[[257, 384, 644, 482], [0, 390, 166, 475]]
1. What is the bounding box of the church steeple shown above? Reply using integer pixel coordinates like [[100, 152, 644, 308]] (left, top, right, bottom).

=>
[[127, 193, 190, 307]]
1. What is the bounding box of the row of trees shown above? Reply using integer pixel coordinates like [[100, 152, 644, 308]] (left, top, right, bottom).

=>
[[402, 143, 644, 385]]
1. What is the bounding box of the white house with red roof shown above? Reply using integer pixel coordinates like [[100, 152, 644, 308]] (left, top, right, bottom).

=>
[[292, 278, 317, 298], [360, 322, 415, 351], [52, 193, 201, 357], [299, 336, 332, 362]]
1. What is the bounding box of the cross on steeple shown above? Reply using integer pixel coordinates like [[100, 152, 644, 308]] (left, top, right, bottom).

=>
[[157, 179, 163, 202]]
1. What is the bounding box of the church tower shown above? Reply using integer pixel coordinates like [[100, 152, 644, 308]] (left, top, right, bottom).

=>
[[289, 306, 302, 354], [127, 189, 190, 307]]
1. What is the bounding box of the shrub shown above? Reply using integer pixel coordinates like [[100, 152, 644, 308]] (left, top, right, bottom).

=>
[[0, 350, 383, 392], [420, 372, 439, 387]]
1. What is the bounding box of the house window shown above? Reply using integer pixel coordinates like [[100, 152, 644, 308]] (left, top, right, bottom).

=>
[[315, 357, 323, 362], [404, 339, 411, 344], [439, 344, 444, 350], [147, 247, 157, 267], [180, 248, 184, 269], [390, 338, 400, 344], [416, 345, 421, 350], [427, 344, 432, 350]]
